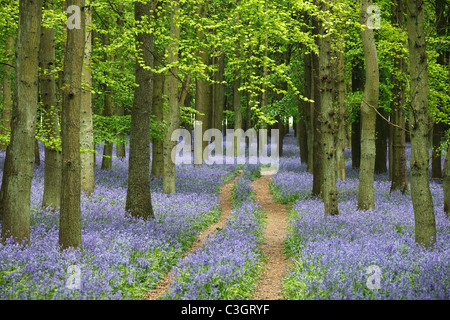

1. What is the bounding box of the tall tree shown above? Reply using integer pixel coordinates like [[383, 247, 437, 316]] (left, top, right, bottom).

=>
[[431, 0, 447, 180], [162, 0, 180, 194], [319, 1, 339, 216], [100, 31, 114, 171], [126, 0, 154, 218], [445, 44, 450, 216], [304, 48, 314, 173], [0, 0, 43, 242], [335, 36, 346, 181], [358, 0, 379, 210], [151, 51, 165, 179], [80, 0, 95, 195], [311, 12, 322, 197], [406, 0, 436, 247], [390, 0, 408, 194], [59, 0, 85, 250], [40, 0, 62, 209], [195, 3, 211, 163]]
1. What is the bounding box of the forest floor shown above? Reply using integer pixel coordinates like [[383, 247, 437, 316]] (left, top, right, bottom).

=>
[[144, 171, 291, 300]]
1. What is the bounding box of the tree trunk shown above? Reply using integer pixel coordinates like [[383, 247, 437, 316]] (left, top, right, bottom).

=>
[[312, 14, 322, 197], [335, 40, 346, 181], [444, 154, 449, 216], [0, 0, 42, 242], [233, 75, 242, 157], [101, 32, 114, 170], [194, 4, 211, 163], [304, 49, 314, 173], [297, 98, 308, 165], [319, 4, 339, 215], [390, 0, 408, 193], [406, 0, 436, 247], [39, 4, 62, 209], [126, 0, 154, 219], [80, 0, 95, 195], [445, 36, 450, 216], [115, 5, 126, 160], [215, 52, 225, 132], [431, 123, 443, 179], [351, 59, 363, 169], [358, 0, 379, 211], [1, 36, 14, 150], [151, 52, 165, 179], [59, 0, 84, 250], [162, 1, 180, 194], [375, 109, 387, 174]]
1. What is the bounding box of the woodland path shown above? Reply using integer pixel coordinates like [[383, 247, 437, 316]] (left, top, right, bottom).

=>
[[251, 174, 291, 300], [144, 172, 291, 300]]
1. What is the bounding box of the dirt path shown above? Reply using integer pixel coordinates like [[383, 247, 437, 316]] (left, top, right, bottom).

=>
[[251, 174, 291, 300], [144, 174, 238, 300]]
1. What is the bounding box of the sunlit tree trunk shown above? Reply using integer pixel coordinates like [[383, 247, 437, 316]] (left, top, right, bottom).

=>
[[163, 1, 180, 194], [358, 0, 379, 210], [319, 2, 339, 215], [59, 0, 85, 250], [0, 0, 42, 242], [406, 0, 436, 247], [80, 0, 95, 195]]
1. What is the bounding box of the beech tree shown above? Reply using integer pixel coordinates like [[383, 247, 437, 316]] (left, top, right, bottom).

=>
[[358, 0, 379, 211], [59, 0, 85, 250], [0, 0, 43, 243], [163, 0, 181, 194], [406, 0, 437, 247], [125, 0, 154, 219], [319, 1, 339, 216]]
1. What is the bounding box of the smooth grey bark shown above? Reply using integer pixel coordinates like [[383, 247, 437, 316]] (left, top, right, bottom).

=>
[[80, 1, 95, 195], [163, 1, 180, 194], [59, 0, 84, 250], [406, 0, 437, 247], [358, 0, 379, 211], [0, 0, 43, 242]]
